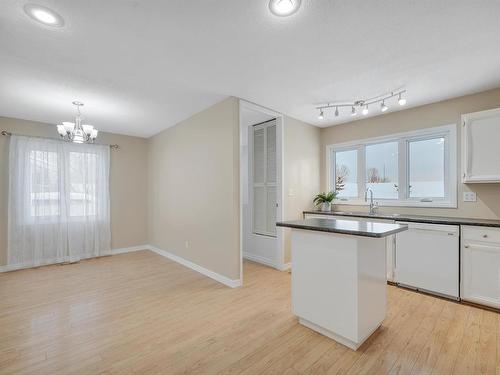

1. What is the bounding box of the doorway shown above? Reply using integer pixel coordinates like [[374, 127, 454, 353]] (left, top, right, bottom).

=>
[[239, 100, 285, 283]]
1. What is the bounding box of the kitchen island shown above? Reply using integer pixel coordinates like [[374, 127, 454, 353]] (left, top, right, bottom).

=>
[[277, 217, 408, 350]]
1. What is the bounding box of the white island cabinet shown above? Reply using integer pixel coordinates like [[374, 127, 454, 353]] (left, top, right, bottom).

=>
[[277, 217, 407, 350], [304, 213, 397, 281]]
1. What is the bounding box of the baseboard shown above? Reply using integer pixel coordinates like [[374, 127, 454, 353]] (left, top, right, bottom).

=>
[[243, 252, 290, 272], [279, 262, 292, 271], [243, 252, 279, 268], [0, 245, 148, 273], [0, 262, 35, 273], [111, 245, 149, 255], [148, 245, 242, 288]]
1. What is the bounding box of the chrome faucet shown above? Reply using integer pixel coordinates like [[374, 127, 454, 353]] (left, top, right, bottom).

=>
[[365, 188, 378, 214]]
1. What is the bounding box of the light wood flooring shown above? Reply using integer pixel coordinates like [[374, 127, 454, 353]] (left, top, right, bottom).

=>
[[0, 250, 499, 374]]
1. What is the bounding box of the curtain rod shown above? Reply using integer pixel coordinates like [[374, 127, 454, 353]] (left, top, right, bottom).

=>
[[1, 130, 119, 149]]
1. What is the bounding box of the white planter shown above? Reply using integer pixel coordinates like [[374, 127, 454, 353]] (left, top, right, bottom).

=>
[[320, 202, 332, 212]]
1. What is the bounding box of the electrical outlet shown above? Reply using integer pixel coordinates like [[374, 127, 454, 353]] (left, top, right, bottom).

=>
[[185, 240, 190, 249], [463, 192, 477, 202], [288, 188, 294, 197]]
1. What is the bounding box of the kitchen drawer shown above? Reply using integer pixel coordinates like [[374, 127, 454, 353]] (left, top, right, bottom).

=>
[[462, 226, 500, 244]]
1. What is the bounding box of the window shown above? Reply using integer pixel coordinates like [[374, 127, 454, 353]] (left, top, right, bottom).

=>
[[408, 137, 445, 199], [29, 150, 60, 217], [8, 135, 111, 267], [69, 152, 98, 217], [365, 141, 398, 199], [28, 150, 101, 218], [333, 149, 358, 198], [327, 125, 457, 207]]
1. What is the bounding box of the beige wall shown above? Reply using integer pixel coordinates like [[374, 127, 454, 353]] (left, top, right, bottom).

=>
[[148, 97, 240, 280], [0, 117, 149, 266], [320, 87, 500, 219], [283, 116, 321, 263]]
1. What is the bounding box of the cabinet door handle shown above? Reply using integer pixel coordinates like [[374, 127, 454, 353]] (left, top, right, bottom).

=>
[[464, 245, 470, 248], [483, 234, 488, 238]]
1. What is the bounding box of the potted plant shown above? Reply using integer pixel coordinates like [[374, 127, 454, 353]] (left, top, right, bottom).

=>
[[313, 191, 338, 212]]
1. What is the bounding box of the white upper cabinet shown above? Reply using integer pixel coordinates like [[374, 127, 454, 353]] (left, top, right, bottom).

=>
[[462, 107, 500, 183]]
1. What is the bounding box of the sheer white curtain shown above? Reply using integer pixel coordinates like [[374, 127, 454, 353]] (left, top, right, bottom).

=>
[[8, 135, 111, 267]]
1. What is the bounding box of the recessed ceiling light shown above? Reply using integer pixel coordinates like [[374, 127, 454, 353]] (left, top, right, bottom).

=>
[[269, 0, 301, 17], [24, 4, 64, 27]]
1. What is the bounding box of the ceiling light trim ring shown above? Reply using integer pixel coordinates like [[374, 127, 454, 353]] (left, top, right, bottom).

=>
[[269, 0, 302, 17], [23, 4, 65, 27]]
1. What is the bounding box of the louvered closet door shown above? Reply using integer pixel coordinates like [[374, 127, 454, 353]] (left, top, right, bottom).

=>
[[253, 120, 277, 237]]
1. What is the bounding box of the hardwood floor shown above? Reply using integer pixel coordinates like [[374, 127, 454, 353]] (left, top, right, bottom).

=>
[[0, 250, 498, 374]]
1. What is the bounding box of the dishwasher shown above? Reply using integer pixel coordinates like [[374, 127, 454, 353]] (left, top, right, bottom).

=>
[[394, 221, 460, 300]]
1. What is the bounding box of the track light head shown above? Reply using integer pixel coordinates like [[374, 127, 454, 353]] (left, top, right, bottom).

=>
[[318, 109, 324, 120], [381, 101, 388, 112], [362, 105, 369, 116], [334, 106, 339, 117], [398, 93, 407, 106], [351, 106, 357, 116]]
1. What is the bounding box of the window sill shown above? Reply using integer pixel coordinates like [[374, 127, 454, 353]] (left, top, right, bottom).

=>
[[334, 199, 457, 209]]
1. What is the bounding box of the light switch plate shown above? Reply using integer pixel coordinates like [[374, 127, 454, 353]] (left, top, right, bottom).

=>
[[463, 191, 477, 202]]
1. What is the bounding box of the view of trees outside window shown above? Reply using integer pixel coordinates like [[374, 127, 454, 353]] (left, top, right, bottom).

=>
[[409, 137, 445, 198], [365, 142, 398, 199], [334, 149, 357, 197]]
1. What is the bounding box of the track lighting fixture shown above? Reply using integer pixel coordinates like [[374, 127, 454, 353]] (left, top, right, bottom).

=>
[[380, 101, 388, 112], [315, 89, 406, 120]]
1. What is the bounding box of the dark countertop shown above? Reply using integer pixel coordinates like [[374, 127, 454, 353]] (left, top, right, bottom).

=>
[[303, 210, 500, 228], [276, 218, 408, 238]]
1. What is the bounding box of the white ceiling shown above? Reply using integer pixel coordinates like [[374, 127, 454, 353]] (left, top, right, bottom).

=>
[[1, 1, 500, 137]]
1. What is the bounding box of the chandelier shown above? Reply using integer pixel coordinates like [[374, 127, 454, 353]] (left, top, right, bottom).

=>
[[56, 101, 98, 143], [317, 89, 407, 120]]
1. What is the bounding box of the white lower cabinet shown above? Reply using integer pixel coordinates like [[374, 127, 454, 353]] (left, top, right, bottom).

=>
[[461, 226, 500, 308], [395, 222, 459, 299]]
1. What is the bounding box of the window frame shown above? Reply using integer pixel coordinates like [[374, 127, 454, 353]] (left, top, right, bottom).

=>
[[326, 124, 457, 208]]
